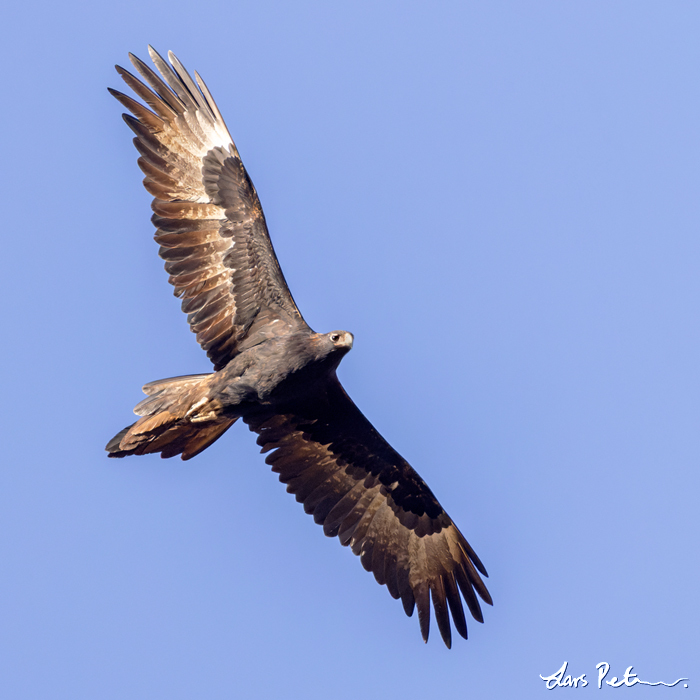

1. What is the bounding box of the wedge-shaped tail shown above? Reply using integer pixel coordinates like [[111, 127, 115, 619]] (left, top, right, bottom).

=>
[[106, 374, 236, 460]]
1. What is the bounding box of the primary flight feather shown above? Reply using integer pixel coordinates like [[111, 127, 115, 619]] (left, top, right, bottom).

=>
[[107, 47, 492, 647]]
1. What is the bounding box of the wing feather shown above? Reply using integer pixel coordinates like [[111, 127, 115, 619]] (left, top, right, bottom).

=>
[[443, 571, 468, 639], [244, 376, 491, 647], [112, 48, 308, 369]]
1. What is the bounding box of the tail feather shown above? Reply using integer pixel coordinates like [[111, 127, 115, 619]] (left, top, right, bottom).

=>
[[106, 424, 133, 453], [107, 373, 236, 460], [134, 373, 211, 416], [142, 374, 212, 395]]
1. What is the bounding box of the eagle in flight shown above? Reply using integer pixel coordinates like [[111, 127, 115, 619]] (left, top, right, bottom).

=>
[[106, 47, 492, 647]]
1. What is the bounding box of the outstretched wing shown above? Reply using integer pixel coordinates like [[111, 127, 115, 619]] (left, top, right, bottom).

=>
[[244, 377, 492, 648], [110, 47, 308, 370]]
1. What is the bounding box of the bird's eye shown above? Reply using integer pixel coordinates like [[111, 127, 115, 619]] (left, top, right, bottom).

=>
[[330, 333, 340, 342]]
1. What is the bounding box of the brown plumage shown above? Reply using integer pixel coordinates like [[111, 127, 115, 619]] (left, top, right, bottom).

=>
[[106, 47, 492, 647]]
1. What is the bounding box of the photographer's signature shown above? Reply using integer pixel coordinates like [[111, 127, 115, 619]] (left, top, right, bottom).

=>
[[540, 662, 688, 689]]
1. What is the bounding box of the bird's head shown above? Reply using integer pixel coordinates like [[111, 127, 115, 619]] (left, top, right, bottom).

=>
[[307, 330, 354, 370], [327, 330, 354, 352]]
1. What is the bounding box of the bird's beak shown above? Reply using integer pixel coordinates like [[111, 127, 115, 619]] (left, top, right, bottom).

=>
[[343, 332, 354, 349]]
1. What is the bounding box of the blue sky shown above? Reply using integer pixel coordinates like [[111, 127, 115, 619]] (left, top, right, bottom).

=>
[[1, 1, 698, 697]]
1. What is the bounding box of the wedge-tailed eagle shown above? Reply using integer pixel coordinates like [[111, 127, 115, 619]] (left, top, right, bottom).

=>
[[106, 47, 492, 647]]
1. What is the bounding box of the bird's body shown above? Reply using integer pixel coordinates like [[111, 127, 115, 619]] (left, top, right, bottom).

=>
[[107, 47, 492, 647], [218, 330, 353, 408]]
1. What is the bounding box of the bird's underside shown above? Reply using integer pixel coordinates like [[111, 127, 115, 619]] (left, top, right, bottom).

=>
[[106, 46, 492, 647]]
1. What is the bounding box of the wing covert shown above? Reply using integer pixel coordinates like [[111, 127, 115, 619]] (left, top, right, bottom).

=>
[[243, 377, 492, 647], [110, 47, 308, 370]]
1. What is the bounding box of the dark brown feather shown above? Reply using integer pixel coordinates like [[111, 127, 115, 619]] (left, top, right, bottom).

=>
[[431, 576, 452, 648], [243, 375, 491, 647], [415, 582, 431, 642], [443, 571, 468, 640]]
